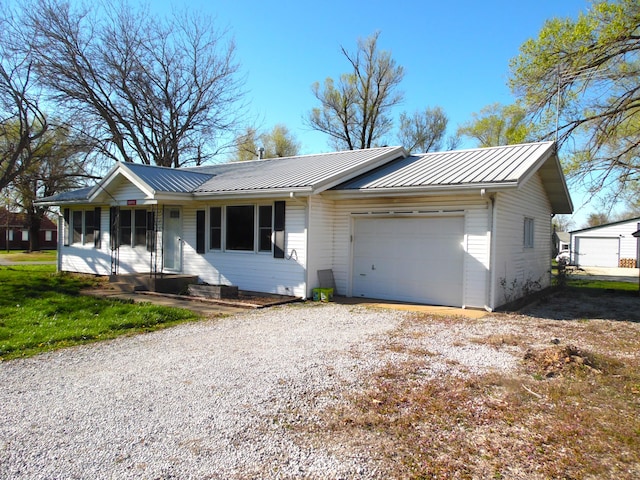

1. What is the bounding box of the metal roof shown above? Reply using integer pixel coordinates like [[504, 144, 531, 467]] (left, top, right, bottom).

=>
[[335, 142, 555, 189], [36, 143, 572, 214], [122, 163, 214, 193], [189, 146, 404, 193], [333, 142, 573, 214]]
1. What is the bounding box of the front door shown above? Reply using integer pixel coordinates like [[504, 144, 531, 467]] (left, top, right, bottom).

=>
[[163, 207, 182, 272]]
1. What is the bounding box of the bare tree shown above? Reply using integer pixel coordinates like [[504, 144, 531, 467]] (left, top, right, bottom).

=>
[[306, 31, 404, 150], [20, 0, 244, 167], [12, 125, 95, 251], [0, 17, 48, 190]]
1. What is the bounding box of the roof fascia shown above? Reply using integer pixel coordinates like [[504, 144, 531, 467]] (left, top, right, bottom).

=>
[[192, 187, 312, 201], [515, 142, 555, 187], [89, 162, 155, 202], [324, 182, 518, 200], [311, 146, 408, 194], [516, 142, 573, 214], [570, 215, 640, 234]]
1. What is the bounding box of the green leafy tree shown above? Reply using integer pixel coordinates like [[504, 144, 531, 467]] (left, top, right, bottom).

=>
[[262, 124, 300, 158], [233, 127, 261, 162], [232, 124, 300, 161], [397, 107, 449, 153], [457, 103, 532, 147], [306, 31, 404, 150], [510, 0, 640, 202]]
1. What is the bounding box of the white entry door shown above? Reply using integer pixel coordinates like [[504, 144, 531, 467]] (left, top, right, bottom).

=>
[[163, 207, 182, 272], [352, 216, 464, 307]]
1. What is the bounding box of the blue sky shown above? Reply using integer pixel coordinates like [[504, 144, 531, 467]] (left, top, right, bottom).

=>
[[158, 1, 595, 225], [148, 0, 589, 152]]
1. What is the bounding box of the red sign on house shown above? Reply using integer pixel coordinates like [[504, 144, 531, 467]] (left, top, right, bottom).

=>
[[127, 200, 137, 206]]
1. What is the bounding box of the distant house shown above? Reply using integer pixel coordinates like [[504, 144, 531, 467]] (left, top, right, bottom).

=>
[[0, 208, 58, 251], [570, 217, 640, 268], [553, 231, 570, 258], [37, 141, 572, 310]]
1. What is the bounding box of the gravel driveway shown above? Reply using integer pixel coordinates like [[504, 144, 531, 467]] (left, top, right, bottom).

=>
[[0, 303, 518, 480]]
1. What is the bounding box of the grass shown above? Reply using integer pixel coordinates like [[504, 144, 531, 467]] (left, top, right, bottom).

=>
[[307, 312, 640, 479], [0, 265, 200, 360], [0, 249, 57, 262]]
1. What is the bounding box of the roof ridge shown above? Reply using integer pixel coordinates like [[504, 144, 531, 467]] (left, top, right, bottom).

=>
[[416, 140, 554, 157]]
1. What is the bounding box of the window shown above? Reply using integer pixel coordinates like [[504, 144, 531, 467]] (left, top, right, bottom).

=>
[[258, 205, 272, 252], [210, 207, 221, 250], [21, 230, 29, 241], [45, 230, 53, 242], [72, 211, 83, 244], [119, 210, 132, 246], [226, 205, 254, 251], [196, 210, 205, 254], [145, 211, 155, 252], [84, 210, 95, 245], [524, 217, 534, 248], [134, 210, 147, 246], [8, 229, 13, 241]]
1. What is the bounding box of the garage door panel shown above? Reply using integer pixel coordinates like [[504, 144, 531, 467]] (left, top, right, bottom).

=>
[[352, 216, 464, 306], [575, 237, 619, 267]]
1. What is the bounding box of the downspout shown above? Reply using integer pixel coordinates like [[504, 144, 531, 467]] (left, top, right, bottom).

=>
[[290, 192, 309, 299], [487, 192, 497, 311]]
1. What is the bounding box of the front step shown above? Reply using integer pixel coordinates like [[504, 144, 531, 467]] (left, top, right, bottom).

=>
[[109, 274, 198, 294]]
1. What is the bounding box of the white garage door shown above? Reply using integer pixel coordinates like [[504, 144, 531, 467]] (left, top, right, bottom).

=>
[[352, 216, 464, 307], [575, 237, 619, 267]]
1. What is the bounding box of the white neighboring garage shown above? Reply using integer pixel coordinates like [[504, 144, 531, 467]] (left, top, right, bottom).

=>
[[571, 216, 640, 267]]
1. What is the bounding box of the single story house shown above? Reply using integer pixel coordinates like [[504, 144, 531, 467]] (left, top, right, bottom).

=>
[[570, 217, 640, 268], [37, 141, 572, 310], [0, 208, 58, 250]]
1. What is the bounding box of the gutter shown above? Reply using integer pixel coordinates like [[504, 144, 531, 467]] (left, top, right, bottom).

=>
[[324, 182, 519, 200]]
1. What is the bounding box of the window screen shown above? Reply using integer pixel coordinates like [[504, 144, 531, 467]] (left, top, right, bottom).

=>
[[226, 205, 254, 251]]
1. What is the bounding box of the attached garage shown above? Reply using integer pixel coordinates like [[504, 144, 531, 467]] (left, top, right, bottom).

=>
[[351, 215, 464, 306], [574, 237, 619, 267]]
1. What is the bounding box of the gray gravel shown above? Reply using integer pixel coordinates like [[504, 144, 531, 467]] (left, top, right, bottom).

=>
[[0, 303, 518, 479]]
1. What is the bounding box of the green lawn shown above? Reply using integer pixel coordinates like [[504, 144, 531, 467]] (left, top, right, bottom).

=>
[[0, 265, 200, 360], [0, 250, 57, 262]]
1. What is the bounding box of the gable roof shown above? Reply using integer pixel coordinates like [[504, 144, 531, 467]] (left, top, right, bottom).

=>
[[570, 215, 640, 235], [189, 146, 406, 195], [37, 146, 407, 204], [36, 142, 572, 213], [332, 141, 573, 214]]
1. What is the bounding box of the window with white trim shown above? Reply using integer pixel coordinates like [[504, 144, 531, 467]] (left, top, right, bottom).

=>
[[258, 205, 273, 252], [226, 205, 255, 251], [524, 217, 534, 248], [21, 229, 29, 241], [70, 209, 99, 246], [45, 230, 53, 242]]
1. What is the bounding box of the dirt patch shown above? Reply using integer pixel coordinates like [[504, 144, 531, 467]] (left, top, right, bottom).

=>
[[520, 288, 640, 322], [299, 290, 640, 479]]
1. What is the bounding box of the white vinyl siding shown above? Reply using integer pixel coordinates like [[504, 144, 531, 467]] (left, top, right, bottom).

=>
[[320, 193, 491, 308], [306, 195, 333, 293], [60, 207, 111, 275], [181, 202, 307, 297], [571, 219, 640, 267], [491, 173, 552, 308]]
